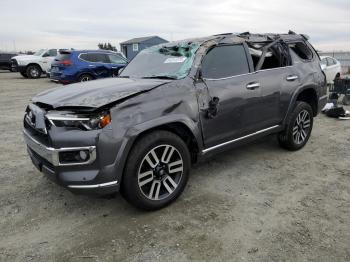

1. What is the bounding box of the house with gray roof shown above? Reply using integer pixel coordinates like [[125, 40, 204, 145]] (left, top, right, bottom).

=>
[[120, 36, 168, 60]]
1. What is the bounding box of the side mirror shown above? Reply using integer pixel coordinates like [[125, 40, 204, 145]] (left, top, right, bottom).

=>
[[42, 52, 50, 57], [196, 69, 203, 82], [320, 63, 326, 71]]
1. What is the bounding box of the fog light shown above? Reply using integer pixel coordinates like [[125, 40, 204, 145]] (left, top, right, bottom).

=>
[[59, 150, 90, 164], [79, 150, 88, 161]]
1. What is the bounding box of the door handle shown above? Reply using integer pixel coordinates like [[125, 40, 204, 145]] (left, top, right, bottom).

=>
[[286, 75, 298, 81], [246, 82, 260, 90], [89, 65, 96, 68], [111, 66, 118, 69]]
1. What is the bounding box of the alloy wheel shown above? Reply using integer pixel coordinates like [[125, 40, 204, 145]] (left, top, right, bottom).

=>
[[81, 76, 91, 82], [138, 144, 183, 201], [30, 68, 39, 78], [292, 109, 311, 144]]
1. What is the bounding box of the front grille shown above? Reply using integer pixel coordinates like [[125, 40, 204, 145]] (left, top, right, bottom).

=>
[[23, 105, 52, 146]]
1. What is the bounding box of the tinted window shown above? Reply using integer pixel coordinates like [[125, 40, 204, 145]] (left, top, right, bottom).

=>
[[48, 49, 57, 57], [321, 58, 327, 66], [80, 53, 109, 63], [108, 54, 126, 64], [56, 53, 71, 61], [201, 45, 249, 79], [289, 42, 313, 60], [89, 53, 109, 63]]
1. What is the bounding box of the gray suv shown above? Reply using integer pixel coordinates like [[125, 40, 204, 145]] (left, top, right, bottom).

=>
[[23, 32, 327, 210]]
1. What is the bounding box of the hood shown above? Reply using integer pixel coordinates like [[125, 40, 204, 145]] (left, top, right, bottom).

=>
[[32, 77, 170, 110], [12, 55, 40, 61]]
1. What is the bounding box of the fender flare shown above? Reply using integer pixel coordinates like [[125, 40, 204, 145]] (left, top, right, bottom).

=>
[[26, 63, 44, 72], [112, 114, 202, 183], [282, 84, 319, 126]]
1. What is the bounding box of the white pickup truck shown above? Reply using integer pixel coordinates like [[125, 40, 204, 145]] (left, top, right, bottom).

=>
[[11, 49, 60, 78]]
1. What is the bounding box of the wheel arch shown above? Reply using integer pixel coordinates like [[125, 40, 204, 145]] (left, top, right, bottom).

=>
[[113, 116, 203, 186], [283, 86, 319, 126], [26, 63, 43, 72]]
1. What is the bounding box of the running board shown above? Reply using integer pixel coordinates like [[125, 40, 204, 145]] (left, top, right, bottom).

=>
[[202, 125, 280, 154]]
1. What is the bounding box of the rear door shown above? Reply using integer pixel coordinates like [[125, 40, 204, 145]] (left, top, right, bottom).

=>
[[247, 43, 298, 128], [85, 53, 110, 78]]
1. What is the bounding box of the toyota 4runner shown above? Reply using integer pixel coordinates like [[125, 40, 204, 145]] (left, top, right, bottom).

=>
[[23, 32, 327, 210]]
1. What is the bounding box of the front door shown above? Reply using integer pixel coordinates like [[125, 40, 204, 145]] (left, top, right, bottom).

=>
[[196, 44, 263, 148]]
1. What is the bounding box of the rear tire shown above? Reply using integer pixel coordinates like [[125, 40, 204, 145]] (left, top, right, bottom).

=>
[[278, 101, 313, 151], [79, 74, 93, 82], [26, 65, 42, 79], [121, 131, 191, 210]]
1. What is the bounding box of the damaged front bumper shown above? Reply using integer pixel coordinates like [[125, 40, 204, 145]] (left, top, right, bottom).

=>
[[23, 127, 121, 195]]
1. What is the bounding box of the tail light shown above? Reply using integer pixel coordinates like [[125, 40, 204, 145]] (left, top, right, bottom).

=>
[[59, 60, 73, 66]]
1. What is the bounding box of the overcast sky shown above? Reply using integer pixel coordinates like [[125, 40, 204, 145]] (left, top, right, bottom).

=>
[[0, 0, 349, 52]]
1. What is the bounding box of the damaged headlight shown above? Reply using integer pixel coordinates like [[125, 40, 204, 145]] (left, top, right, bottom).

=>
[[46, 111, 111, 130]]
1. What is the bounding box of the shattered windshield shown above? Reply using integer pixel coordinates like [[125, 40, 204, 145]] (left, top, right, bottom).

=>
[[120, 42, 199, 79]]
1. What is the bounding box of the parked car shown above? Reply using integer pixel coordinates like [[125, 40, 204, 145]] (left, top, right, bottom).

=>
[[23, 32, 327, 210], [0, 52, 17, 71], [11, 49, 62, 79], [50, 50, 128, 84], [320, 56, 341, 84]]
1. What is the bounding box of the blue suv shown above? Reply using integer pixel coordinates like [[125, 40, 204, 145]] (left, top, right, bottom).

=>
[[50, 50, 128, 84]]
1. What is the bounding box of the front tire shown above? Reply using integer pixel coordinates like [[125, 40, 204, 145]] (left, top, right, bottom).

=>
[[121, 131, 191, 210], [278, 101, 313, 151], [26, 65, 42, 79]]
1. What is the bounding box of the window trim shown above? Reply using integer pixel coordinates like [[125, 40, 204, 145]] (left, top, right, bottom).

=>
[[78, 52, 110, 64], [201, 43, 252, 80], [288, 41, 314, 62], [132, 43, 139, 52]]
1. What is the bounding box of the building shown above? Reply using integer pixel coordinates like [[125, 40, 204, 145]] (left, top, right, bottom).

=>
[[120, 36, 168, 60], [319, 51, 350, 74]]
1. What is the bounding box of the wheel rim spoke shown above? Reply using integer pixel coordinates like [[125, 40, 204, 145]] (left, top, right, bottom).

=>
[[293, 110, 311, 145], [148, 180, 161, 200], [168, 160, 183, 174], [138, 144, 183, 201]]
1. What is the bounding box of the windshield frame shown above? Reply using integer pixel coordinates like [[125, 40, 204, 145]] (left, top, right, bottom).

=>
[[120, 42, 200, 80]]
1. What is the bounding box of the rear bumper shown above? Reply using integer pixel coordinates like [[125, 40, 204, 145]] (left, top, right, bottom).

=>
[[23, 128, 121, 195]]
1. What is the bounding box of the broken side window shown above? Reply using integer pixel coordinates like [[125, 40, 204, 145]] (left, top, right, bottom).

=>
[[288, 42, 313, 60], [248, 42, 290, 70]]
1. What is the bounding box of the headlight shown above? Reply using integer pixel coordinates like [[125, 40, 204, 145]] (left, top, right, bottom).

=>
[[47, 112, 111, 130]]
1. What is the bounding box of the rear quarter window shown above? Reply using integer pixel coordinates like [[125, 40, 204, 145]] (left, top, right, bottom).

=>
[[289, 42, 313, 61]]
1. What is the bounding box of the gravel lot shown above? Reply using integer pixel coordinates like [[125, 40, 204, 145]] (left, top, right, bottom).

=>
[[0, 70, 349, 262]]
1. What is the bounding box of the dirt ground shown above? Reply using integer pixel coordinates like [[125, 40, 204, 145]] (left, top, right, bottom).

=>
[[0, 70, 349, 262]]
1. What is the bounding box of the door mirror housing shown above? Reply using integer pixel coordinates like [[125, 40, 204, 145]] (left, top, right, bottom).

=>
[[42, 52, 50, 57], [320, 63, 327, 71], [196, 69, 203, 82]]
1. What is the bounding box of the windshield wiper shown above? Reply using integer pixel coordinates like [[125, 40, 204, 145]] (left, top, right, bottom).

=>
[[142, 75, 177, 80], [119, 75, 130, 78]]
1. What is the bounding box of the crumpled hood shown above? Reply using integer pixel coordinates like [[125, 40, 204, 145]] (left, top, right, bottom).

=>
[[32, 77, 170, 109]]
